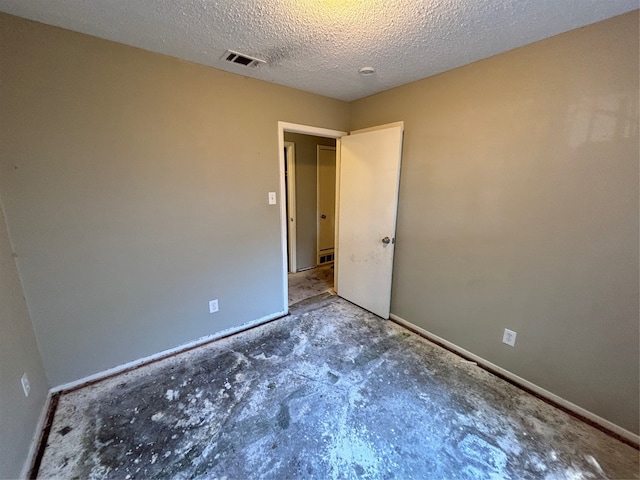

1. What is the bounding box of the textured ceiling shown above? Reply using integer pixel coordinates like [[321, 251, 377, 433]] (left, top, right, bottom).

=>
[[0, 0, 637, 101]]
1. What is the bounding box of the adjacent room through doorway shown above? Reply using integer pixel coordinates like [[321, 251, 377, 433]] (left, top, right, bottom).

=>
[[283, 131, 337, 306]]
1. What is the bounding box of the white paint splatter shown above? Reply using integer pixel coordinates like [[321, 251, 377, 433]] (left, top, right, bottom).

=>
[[585, 455, 605, 476], [458, 434, 507, 473], [151, 412, 165, 422], [326, 431, 381, 480], [165, 389, 179, 401]]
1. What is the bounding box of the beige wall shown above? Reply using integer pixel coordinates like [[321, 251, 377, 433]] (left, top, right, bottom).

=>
[[284, 133, 336, 270], [351, 12, 639, 434], [0, 13, 349, 387], [0, 203, 49, 478]]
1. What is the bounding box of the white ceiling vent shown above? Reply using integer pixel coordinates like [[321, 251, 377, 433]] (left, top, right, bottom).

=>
[[221, 50, 266, 68]]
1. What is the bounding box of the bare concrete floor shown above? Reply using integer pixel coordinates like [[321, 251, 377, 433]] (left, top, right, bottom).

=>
[[288, 264, 334, 305], [37, 296, 639, 479]]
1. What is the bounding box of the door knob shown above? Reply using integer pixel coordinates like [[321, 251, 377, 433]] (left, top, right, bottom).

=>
[[321, 214, 327, 219], [382, 236, 391, 244]]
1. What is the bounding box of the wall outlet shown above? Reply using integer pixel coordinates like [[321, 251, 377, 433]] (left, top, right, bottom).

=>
[[502, 328, 517, 347], [21, 373, 30, 397], [209, 299, 219, 313], [268, 192, 277, 205]]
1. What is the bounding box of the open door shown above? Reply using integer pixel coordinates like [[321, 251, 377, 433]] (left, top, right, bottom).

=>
[[336, 123, 403, 319]]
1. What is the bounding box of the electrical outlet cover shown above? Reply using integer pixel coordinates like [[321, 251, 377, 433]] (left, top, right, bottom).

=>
[[502, 328, 517, 347], [209, 299, 219, 313]]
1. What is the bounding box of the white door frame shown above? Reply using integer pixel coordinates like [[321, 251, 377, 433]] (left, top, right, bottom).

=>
[[284, 141, 297, 273], [278, 122, 347, 313]]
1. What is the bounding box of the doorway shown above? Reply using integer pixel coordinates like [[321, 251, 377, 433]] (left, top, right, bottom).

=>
[[278, 121, 404, 317], [278, 123, 346, 311], [282, 131, 338, 306]]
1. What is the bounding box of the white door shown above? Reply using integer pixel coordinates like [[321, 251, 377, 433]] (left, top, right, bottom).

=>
[[317, 146, 336, 264], [336, 123, 403, 318]]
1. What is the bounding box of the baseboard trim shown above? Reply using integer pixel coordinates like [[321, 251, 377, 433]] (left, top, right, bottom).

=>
[[21, 391, 53, 479], [389, 313, 640, 448], [296, 266, 317, 272], [51, 310, 287, 394]]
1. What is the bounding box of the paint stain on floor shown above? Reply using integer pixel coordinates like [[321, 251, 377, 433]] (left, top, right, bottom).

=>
[[37, 297, 639, 479]]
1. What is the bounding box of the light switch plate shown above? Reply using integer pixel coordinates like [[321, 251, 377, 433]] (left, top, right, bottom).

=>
[[268, 192, 276, 205]]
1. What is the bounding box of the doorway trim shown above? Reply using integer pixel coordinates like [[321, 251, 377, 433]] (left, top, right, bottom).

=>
[[284, 141, 297, 273], [278, 122, 347, 313]]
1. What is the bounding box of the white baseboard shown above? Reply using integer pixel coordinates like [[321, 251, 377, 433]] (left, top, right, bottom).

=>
[[296, 266, 317, 272], [389, 313, 640, 447], [21, 391, 53, 479], [52, 310, 287, 394]]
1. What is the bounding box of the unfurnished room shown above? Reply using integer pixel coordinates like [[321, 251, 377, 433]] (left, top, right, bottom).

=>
[[0, 1, 638, 479]]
